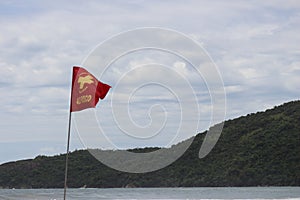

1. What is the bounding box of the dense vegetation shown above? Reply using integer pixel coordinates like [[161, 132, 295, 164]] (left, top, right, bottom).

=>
[[0, 100, 299, 188]]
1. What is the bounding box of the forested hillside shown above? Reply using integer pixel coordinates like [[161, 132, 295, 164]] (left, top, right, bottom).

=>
[[0, 100, 299, 188]]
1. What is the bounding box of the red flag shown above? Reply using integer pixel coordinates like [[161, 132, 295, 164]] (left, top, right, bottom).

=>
[[70, 66, 111, 112]]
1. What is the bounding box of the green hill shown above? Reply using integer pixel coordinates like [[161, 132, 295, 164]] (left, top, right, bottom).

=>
[[0, 100, 299, 188]]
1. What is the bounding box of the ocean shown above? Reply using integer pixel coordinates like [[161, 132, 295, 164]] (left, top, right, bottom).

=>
[[0, 187, 299, 200]]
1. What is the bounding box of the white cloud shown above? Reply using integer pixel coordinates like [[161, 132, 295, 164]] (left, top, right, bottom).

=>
[[0, 0, 299, 163]]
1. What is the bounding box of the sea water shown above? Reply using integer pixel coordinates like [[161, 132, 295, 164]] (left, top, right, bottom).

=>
[[0, 187, 299, 200]]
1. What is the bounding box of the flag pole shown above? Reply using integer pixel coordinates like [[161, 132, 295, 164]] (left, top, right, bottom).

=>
[[64, 68, 74, 200], [63, 110, 72, 200]]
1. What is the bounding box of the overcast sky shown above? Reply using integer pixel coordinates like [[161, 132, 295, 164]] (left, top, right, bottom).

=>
[[0, 0, 299, 164]]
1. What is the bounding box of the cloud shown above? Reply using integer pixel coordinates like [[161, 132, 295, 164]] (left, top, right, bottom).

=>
[[0, 0, 300, 163]]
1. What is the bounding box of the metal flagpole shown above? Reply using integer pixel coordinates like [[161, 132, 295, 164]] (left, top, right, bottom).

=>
[[64, 68, 74, 200], [63, 110, 72, 200]]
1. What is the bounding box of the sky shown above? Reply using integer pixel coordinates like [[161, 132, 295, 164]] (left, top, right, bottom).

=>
[[0, 0, 300, 164]]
